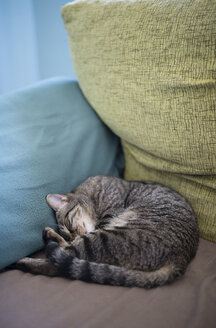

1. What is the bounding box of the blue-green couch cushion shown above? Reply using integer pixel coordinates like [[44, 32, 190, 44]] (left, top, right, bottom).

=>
[[0, 78, 124, 269]]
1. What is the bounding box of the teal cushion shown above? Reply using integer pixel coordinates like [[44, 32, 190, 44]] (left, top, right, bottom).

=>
[[0, 78, 124, 269]]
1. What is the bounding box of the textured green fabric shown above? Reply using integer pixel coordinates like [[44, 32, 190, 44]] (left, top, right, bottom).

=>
[[62, 0, 216, 242]]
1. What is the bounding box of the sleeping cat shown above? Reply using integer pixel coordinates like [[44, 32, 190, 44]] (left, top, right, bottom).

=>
[[16, 175, 199, 288]]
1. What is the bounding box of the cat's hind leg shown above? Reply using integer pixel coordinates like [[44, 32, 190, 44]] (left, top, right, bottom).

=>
[[13, 257, 57, 276], [10, 228, 69, 277]]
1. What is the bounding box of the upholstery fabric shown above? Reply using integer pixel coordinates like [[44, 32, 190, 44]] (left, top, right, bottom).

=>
[[0, 78, 124, 269], [62, 0, 216, 242], [0, 238, 216, 328]]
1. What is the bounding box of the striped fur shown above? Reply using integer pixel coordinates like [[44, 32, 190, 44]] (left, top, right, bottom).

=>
[[17, 176, 199, 288]]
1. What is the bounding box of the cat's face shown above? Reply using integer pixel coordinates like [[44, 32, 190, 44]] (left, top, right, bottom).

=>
[[46, 193, 96, 240]]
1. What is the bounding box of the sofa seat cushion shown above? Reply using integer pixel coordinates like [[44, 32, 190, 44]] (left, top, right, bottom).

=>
[[0, 78, 124, 269], [1, 238, 216, 328], [62, 0, 216, 242]]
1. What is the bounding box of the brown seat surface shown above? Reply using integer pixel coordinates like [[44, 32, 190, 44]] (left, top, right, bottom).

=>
[[0, 238, 216, 328]]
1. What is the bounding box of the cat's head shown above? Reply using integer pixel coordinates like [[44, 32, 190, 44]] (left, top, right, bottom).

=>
[[46, 193, 96, 239]]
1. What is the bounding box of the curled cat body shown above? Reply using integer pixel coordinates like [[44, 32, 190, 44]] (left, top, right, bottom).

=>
[[16, 175, 199, 288]]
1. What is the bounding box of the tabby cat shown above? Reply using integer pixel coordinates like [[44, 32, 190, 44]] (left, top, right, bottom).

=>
[[16, 175, 199, 288]]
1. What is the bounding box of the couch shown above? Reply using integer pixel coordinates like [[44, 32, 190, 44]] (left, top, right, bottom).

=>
[[0, 77, 216, 328], [1, 0, 216, 327]]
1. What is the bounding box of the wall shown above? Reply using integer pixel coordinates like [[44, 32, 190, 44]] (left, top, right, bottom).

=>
[[0, 0, 76, 94], [32, 0, 76, 81]]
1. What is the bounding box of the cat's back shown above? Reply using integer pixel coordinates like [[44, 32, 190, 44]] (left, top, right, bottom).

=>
[[125, 181, 199, 250], [127, 180, 195, 218], [75, 176, 199, 270], [77, 176, 196, 225]]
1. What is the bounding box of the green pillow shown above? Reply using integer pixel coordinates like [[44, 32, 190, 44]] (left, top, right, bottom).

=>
[[62, 0, 216, 242], [0, 78, 124, 269]]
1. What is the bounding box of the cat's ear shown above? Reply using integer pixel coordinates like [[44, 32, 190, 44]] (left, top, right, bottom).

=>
[[46, 194, 68, 211]]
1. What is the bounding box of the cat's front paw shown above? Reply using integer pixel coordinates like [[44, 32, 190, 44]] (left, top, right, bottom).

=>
[[42, 228, 69, 268], [43, 227, 69, 248], [42, 227, 56, 242]]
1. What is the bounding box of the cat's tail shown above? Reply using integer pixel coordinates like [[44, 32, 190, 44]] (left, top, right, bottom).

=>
[[64, 258, 184, 288], [48, 244, 185, 288]]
